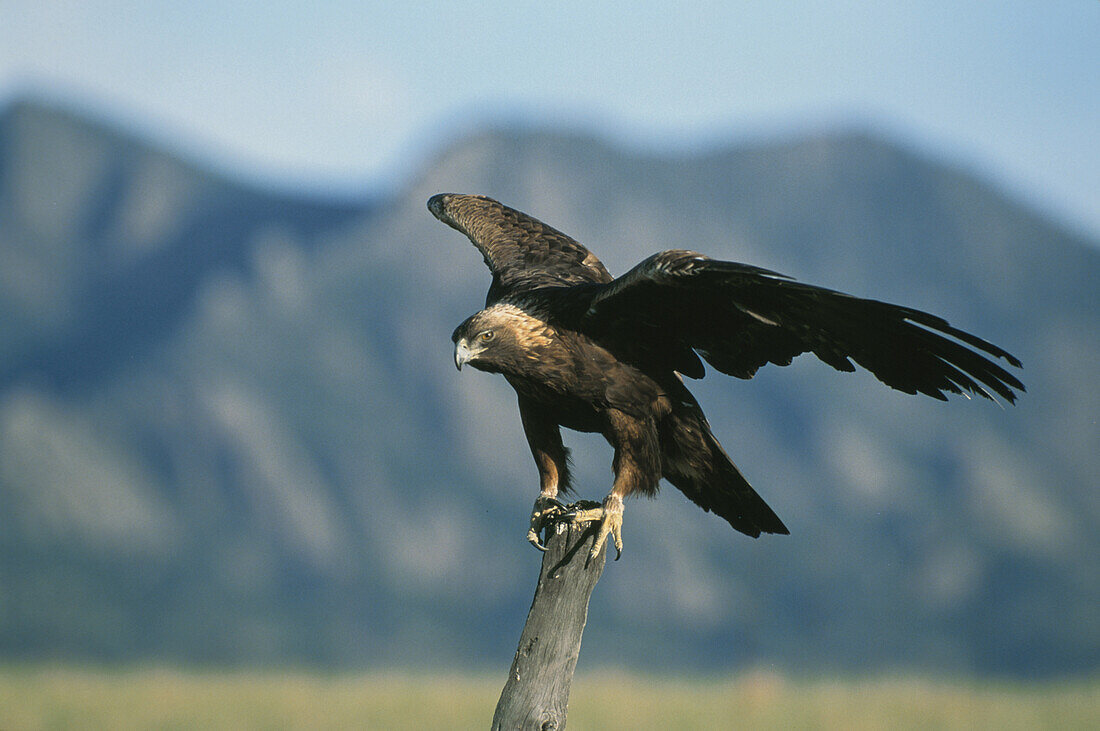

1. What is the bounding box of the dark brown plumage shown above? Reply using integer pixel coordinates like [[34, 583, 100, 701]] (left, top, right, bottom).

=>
[[433, 193, 1024, 559]]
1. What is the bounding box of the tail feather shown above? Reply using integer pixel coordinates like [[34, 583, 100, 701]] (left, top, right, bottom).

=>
[[661, 411, 788, 538]]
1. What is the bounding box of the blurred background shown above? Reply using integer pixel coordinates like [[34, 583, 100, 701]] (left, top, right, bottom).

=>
[[1, 1, 1098, 726]]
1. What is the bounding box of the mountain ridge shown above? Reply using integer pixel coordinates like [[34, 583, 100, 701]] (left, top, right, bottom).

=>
[[0, 97, 373, 391]]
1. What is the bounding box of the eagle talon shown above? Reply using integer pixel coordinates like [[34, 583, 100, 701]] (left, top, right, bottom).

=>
[[559, 499, 601, 521], [527, 531, 550, 552], [568, 496, 624, 561], [527, 495, 568, 551]]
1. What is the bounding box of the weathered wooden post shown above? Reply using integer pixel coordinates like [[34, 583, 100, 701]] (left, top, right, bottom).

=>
[[491, 506, 607, 731]]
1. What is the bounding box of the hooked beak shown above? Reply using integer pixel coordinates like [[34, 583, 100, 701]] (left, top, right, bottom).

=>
[[454, 338, 473, 371]]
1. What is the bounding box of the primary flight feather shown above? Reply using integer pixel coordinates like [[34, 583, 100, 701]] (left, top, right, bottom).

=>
[[431, 193, 1024, 559]]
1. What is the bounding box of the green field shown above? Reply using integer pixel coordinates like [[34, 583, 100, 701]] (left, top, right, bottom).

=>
[[0, 666, 1096, 730]]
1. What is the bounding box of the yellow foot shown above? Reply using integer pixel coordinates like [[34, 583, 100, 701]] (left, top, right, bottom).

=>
[[526, 495, 568, 551], [568, 494, 624, 561]]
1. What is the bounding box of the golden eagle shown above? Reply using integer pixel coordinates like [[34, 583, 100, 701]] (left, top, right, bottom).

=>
[[430, 193, 1023, 560]]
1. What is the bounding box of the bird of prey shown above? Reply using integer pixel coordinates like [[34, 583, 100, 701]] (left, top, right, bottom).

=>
[[430, 193, 1023, 561]]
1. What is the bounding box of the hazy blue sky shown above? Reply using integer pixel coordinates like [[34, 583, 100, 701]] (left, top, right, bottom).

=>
[[2, 1, 1097, 236]]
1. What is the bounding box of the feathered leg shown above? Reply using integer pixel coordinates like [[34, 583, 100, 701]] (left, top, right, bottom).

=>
[[571, 409, 660, 561], [519, 398, 572, 551]]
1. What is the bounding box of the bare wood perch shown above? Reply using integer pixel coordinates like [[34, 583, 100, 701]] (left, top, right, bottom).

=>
[[492, 507, 607, 731]]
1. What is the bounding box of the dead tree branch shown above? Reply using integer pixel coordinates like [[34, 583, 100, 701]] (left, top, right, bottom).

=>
[[492, 509, 607, 731]]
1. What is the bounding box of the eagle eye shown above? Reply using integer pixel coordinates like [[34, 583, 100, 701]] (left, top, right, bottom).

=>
[[478, 329, 495, 343]]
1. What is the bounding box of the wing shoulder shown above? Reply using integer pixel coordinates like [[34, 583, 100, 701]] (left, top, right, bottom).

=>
[[428, 194, 612, 297]]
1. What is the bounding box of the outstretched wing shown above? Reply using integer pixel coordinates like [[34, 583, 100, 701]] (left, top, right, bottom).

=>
[[579, 250, 1024, 403], [428, 194, 612, 302]]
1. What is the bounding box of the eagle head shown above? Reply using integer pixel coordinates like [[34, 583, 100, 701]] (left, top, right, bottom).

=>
[[452, 304, 551, 374], [452, 315, 497, 372]]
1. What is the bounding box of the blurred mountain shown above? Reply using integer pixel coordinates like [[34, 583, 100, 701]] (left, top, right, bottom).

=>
[[0, 97, 1096, 677], [0, 98, 367, 389]]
